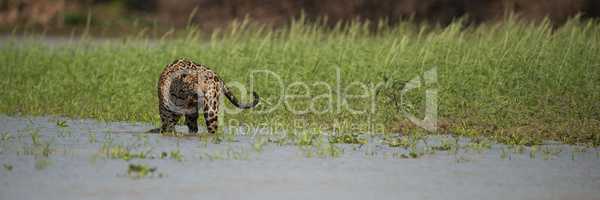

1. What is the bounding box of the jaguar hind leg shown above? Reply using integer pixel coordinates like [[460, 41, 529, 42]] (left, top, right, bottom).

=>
[[203, 109, 218, 134], [160, 109, 180, 133], [203, 91, 220, 134]]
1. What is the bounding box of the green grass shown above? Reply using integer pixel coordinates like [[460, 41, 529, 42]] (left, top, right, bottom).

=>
[[127, 163, 161, 179], [1, 17, 599, 145]]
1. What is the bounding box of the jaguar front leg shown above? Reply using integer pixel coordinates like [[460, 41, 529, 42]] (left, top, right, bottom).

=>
[[185, 112, 199, 133]]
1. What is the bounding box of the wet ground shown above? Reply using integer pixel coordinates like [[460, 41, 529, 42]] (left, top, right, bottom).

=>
[[0, 115, 599, 200]]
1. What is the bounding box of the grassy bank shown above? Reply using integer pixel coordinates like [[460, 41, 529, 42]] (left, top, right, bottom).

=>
[[1, 18, 599, 145]]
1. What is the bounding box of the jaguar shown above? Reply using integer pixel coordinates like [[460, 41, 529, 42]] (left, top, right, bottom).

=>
[[151, 59, 259, 134]]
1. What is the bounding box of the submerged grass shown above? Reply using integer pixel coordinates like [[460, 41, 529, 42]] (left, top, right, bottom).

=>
[[126, 163, 161, 179], [1, 18, 599, 145]]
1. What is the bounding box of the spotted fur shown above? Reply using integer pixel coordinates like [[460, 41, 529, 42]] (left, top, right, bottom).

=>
[[155, 59, 259, 134]]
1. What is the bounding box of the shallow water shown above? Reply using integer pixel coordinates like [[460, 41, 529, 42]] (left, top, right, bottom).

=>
[[0, 115, 599, 200]]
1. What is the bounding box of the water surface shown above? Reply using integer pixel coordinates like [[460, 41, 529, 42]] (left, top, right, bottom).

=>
[[0, 115, 599, 200]]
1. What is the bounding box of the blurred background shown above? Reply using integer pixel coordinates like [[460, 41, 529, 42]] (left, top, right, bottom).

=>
[[1, 0, 600, 35]]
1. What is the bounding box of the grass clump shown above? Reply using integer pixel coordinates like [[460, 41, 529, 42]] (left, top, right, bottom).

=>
[[3, 163, 13, 171], [317, 143, 344, 158], [18, 132, 53, 158], [99, 144, 149, 161], [300, 142, 344, 158], [383, 137, 414, 148], [430, 139, 456, 151], [127, 163, 161, 179], [252, 136, 267, 152], [1, 17, 599, 145], [329, 133, 367, 145], [55, 120, 69, 128], [295, 131, 322, 146], [165, 150, 184, 162], [0, 132, 13, 141], [34, 158, 51, 170], [200, 147, 249, 160]]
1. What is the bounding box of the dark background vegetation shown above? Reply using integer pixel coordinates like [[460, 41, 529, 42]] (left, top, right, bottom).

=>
[[2, 0, 600, 34]]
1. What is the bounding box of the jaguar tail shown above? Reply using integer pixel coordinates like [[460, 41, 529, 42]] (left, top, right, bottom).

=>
[[221, 83, 259, 109]]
